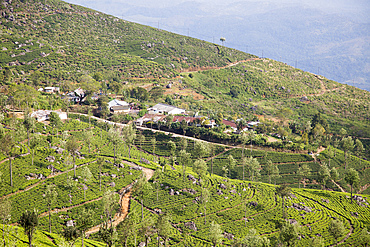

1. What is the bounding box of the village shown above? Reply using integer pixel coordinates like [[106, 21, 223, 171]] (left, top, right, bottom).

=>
[[30, 86, 260, 135]]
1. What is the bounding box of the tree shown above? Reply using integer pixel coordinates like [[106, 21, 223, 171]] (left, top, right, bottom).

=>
[[30, 71, 44, 86], [149, 86, 164, 101], [137, 134, 145, 157], [330, 167, 339, 183], [243, 228, 270, 247], [120, 209, 140, 247], [310, 237, 325, 247], [151, 137, 156, 157], [247, 130, 256, 153], [11, 84, 39, 109], [98, 221, 118, 247], [0, 134, 15, 186], [341, 136, 354, 170], [62, 226, 79, 247], [297, 163, 311, 188], [152, 168, 163, 201], [23, 111, 35, 147], [358, 227, 370, 246], [0, 199, 11, 246], [328, 220, 346, 246], [138, 217, 155, 247], [19, 209, 38, 247], [344, 168, 360, 203], [224, 154, 235, 179], [279, 220, 300, 247], [194, 141, 209, 160], [201, 188, 211, 224], [239, 132, 248, 180], [97, 157, 104, 191], [193, 159, 208, 184], [245, 156, 261, 182], [220, 37, 226, 46], [84, 130, 94, 153], [179, 149, 191, 182], [167, 140, 176, 157], [327, 146, 334, 167], [122, 124, 136, 158], [44, 184, 58, 233], [318, 163, 330, 190], [276, 185, 291, 219], [77, 208, 95, 247], [110, 81, 122, 98], [156, 213, 172, 247], [108, 128, 121, 165], [133, 175, 152, 220], [355, 139, 365, 166], [66, 137, 79, 177], [29, 134, 41, 166], [80, 167, 93, 200], [209, 221, 223, 247], [49, 111, 62, 136]]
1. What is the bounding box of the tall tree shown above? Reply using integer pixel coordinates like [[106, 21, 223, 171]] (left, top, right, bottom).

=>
[[98, 221, 118, 247], [84, 130, 94, 153], [245, 156, 261, 182], [194, 141, 209, 160], [341, 136, 354, 170], [49, 111, 62, 136], [156, 213, 172, 247], [0, 198, 11, 246], [77, 208, 95, 247], [44, 184, 58, 233], [209, 221, 223, 247], [62, 226, 79, 247], [355, 139, 365, 166], [318, 163, 330, 189], [19, 209, 38, 247], [137, 134, 145, 158], [179, 149, 191, 182], [226, 154, 236, 179], [243, 228, 271, 247], [0, 134, 15, 186], [201, 188, 211, 224], [97, 157, 104, 191], [247, 130, 256, 154], [139, 217, 155, 247], [239, 132, 248, 180], [344, 168, 360, 203], [108, 128, 121, 165], [276, 185, 291, 219], [66, 137, 79, 177], [29, 134, 41, 166], [193, 159, 208, 185], [279, 220, 301, 247], [330, 167, 339, 183], [23, 111, 35, 147], [151, 137, 156, 157], [80, 167, 93, 200], [328, 220, 346, 246], [297, 163, 311, 188], [122, 124, 136, 158], [153, 168, 163, 201], [133, 175, 152, 220]]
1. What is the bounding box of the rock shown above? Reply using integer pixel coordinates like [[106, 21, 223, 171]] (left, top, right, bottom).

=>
[[220, 184, 227, 190], [223, 232, 234, 240], [243, 188, 247, 191], [154, 208, 162, 214], [303, 206, 312, 213], [140, 158, 150, 164], [110, 182, 115, 187], [169, 189, 175, 196], [249, 201, 258, 207], [45, 156, 55, 162], [66, 220, 74, 227], [138, 242, 146, 247], [217, 189, 223, 195], [230, 189, 237, 194], [288, 219, 298, 225], [187, 174, 197, 183], [111, 174, 117, 178], [130, 166, 142, 171], [175, 191, 180, 195], [184, 221, 197, 231], [188, 189, 197, 195]]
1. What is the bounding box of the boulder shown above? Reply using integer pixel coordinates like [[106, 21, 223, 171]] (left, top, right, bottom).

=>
[[220, 184, 227, 190], [249, 201, 258, 207], [66, 220, 74, 227], [169, 189, 175, 196], [223, 232, 234, 240], [184, 221, 197, 231]]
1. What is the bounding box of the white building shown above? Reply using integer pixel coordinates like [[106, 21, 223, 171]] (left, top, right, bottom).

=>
[[31, 110, 67, 122], [148, 103, 185, 115]]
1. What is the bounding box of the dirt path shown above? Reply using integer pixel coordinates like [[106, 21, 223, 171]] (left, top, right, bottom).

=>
[[86, 161, 154, 235]]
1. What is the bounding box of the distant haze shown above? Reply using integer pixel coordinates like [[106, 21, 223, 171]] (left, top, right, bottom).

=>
[[66, 0, 370, 91]]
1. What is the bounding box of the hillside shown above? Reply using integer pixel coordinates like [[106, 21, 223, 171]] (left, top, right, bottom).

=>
[[0, 0, 251, 83], [0, 115, 369, 246]]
